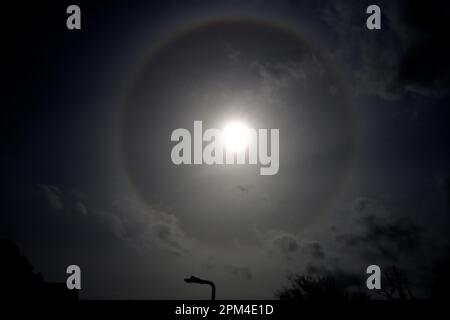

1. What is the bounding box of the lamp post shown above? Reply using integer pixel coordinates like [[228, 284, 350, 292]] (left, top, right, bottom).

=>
[[184, 276, 216, 300]]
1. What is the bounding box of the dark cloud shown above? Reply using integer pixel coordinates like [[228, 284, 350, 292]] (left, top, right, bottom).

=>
[[104, 198, 192, 256], [303, 242, 325, 260], [306, 264, 328, 276], [336, 216, 423, 261], [224, 265, 252, 280], [394, 1, 450, 96], [322, 0, 450, 99], [236, 184, 250, 193], [334, 197, 424, 261], [3, 182, 192, 257], [353, 197, 372, 214], [303, 190, 450, 298]]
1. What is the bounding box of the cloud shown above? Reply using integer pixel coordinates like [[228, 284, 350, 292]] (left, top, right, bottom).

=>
[[36, 184, 65, 211], [73, 201, 88, 216], [265, 232, 300, 257], [105, 197, 191, 256], [336, 216, 423, 261], [252, 61, 307, 100], [256, 229, 326, 265], [333, 197, 424, 261], [36, 184, 88, 216], [225, 43, 241, 65], [12, 184, 192, 257], [224, 265, 252, 280], [302, 242, 325, 260], [321, 0, 450, 99], [236, 184, 250, 193], [295, 193, 449, 298]]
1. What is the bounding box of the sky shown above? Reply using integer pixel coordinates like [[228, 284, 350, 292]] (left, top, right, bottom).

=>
[[1, 0, 449, 299]]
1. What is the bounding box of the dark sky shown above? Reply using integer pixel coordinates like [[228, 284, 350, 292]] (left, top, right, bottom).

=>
[[1, 0, 449, 299]]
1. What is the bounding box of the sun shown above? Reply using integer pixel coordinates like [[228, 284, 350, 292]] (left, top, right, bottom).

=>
[[222, 121, 251, 152]]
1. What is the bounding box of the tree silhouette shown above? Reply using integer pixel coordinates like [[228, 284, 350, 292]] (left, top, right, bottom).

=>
[[0, 238, 78, 301], [276, 274, 368, 302], [376, 266, 415, 301], [0, 238, 44, 300]]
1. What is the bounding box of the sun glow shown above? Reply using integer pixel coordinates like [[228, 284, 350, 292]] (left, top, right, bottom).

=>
[[221, 121, 251, 152]]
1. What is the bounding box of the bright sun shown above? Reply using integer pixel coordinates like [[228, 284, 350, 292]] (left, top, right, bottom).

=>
[[222, 121, 251, 152]]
